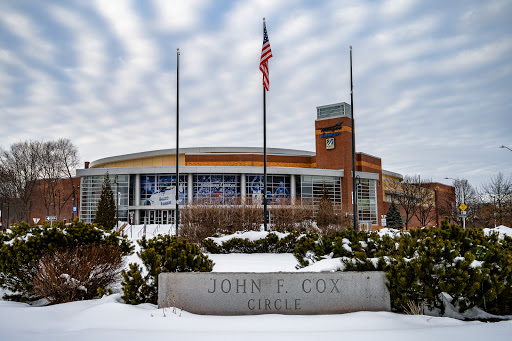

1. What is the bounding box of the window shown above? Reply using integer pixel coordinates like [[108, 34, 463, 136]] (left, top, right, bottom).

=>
[[140, 174, 187, 206], [357, 179, 377, 224], [80, 174, 129, 223], [246, 175, 290, 204], [300, 175, 342, 212], [193, 174, 240, 204]]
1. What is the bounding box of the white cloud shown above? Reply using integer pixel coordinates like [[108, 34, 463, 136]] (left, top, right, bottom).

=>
[[0, 10, 55, 63], [153, 0, 209, 31]]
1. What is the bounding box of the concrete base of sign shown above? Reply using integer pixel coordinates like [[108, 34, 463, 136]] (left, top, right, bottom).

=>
[[158, 272, 390, 315]]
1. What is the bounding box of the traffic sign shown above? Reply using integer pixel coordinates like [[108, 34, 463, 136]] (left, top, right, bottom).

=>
[[72, 205, 77, 213], [33, 218, 40, 224], [459, 203, 467, 211], [46, 216, 57, 221]]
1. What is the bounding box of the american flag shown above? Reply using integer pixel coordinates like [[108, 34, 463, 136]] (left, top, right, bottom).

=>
[[260, 22, 273, 91]]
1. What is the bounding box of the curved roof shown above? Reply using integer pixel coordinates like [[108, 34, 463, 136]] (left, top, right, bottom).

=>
[[90, 147, 315, 168]]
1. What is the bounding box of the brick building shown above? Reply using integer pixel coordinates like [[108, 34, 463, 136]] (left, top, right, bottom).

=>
[[76, 102, 455, 229]]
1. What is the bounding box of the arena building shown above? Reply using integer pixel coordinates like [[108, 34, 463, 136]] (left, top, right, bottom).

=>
[[77, 102, 455, 229]]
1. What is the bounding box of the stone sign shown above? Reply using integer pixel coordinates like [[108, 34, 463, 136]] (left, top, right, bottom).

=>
[[158, 272, 390, 315]]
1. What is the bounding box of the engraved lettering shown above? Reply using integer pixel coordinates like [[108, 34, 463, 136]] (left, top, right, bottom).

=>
[[285, 298, 292, 310], [274, 299, 282, 310], [221, 279, 231, 293], [330, 279, 340, 293], [265, 299, 271, 310], [236, 279, 246, 293], [248, 299, 255, 310], [295, 299, 301, 310], [302, 279, 311, 293], [316, 279, 326, 293], [277, 279, 284, 293], [251, 279, 261, 293], [208, 278, 216, 293]]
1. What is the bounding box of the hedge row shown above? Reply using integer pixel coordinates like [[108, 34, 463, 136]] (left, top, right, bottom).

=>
[[293, 220, 512, 315], [202, 232, 301, 254]]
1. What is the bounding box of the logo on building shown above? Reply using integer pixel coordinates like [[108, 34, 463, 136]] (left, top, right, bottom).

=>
[[326, 138, 335, 150], [320, 122, 343, 138]]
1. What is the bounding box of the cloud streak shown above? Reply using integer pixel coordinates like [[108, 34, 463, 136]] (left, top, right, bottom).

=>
[[0, 0, 510, 189]]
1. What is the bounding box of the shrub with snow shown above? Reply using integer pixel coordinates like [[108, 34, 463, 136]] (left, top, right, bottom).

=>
[[294, 220, 512, 316], [121, 235, 213, 305], [32, 244, 124, 304]]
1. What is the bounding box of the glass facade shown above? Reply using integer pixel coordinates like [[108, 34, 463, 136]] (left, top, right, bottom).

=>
[[140, 174, 187, 206], [193, 174, 240, 204], [300, 175, 342, 211], [357, 178, 378, 224], [246, 175, 290, 204], [80, 173, 352, 223], [80, 174, 129, 223]]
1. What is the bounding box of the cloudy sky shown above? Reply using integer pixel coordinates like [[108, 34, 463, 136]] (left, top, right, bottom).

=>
[[1, 0, 511, 188]]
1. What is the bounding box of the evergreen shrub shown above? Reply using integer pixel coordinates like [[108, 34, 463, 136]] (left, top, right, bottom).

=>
[[121, 235, 213, 305], [202, 232, 300, 254], [0, 220, 133, 302], [94, 172, 117, 230], [293, 220, 512, 315]]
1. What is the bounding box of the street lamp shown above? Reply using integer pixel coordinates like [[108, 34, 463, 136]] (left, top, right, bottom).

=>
[[500, 145, 512, 152], [445, 177, 465, 230], [115, 175, 119, 230]]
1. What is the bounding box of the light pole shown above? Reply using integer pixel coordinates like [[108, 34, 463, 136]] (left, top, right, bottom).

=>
[[445, 177, 465, 230], [115, 175, 119, 230], [500, 145, 512, 152]]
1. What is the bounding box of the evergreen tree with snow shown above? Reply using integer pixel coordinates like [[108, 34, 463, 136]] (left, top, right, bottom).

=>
[[386, 202, 403, 229], [94, 172, 117, 230]]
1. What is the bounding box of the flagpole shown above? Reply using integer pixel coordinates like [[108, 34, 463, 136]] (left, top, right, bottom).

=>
[[263, 18, 268, 232], [176, 48, 180, 236], [350, 46, 358, 231]]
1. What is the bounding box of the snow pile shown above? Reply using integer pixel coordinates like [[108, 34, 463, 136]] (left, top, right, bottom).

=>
[[483, 225, 512, 239], [375, 228, 403, 238], [1, 280, 512, 341], [208, 230, 289, 245]]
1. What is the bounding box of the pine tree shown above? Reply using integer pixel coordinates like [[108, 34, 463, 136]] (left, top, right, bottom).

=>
[[386, 202, 403, 229], [94, 172, 117, 230]]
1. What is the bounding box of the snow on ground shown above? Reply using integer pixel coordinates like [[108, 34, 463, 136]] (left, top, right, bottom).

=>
[[1, 224, 512, 340], [209, 253, 298, 272], [208, 230, 289, 245], [483, 225, 512, 239], [1, 293, 512, 341]]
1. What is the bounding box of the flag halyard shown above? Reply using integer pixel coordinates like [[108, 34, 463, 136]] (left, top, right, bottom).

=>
[[260, 23, 273, 91]]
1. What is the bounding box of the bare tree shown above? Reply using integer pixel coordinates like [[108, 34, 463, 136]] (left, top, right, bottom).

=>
[[38, 139, 79, 218], [449, 178, 480, 228], [414, 180, 436, 227], [0, 139, 79, 224], [480, 172, 512, 228], [0, 141, 43, 223], [386, 175, 421, 229]]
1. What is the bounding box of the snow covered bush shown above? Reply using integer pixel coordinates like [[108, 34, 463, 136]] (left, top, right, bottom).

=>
[[32, 244, 124, 304], [202, 231, 300, 254], [121, 235, 213, 305], [294, 220, 512, 315], [293, 229, 390, 268], [0, 220, 133, 302]]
